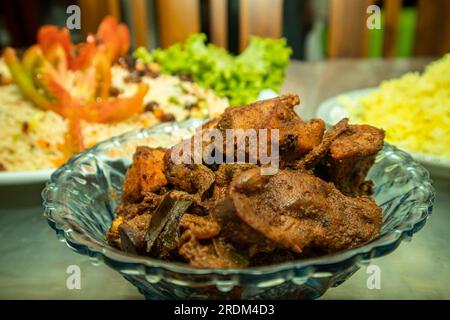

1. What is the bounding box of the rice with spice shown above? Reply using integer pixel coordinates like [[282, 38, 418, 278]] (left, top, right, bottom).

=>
[[0, 61, 228, 171]]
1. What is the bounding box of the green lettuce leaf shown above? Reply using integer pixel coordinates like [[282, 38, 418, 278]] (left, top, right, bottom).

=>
[[133, 34, 292, 106]]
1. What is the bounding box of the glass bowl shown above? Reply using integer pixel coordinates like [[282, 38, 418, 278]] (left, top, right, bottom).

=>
[[42, 119, 434, 299]]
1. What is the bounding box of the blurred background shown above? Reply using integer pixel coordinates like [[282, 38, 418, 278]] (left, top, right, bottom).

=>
[[0, 0, 449, 60]]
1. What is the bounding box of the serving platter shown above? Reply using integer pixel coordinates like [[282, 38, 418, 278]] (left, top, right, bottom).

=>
[[316, 88, 450, 179]]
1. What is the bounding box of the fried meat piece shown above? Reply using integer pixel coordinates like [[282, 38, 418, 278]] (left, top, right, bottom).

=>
[[172, 94, 322, 166], [115, 192, 163, 220], [216, 94, 301, 132], [230, 168, 382, 254], [211, 195, 277, 255], [214, 163, 257, 187], [163, 94, 323, 191], [316, 125, 385, 196], [180, 213, 221, 239], [296, 119, 326, 155], [216, 94, 321, 163], [178, 236, 249, 269], [178, 214, 239, 268], [295, 118, 349, 171], [178, 236, 237, 268], [122, 146, 167, 203], [211, 164, 278, 255], [164, 162, 215, 198]]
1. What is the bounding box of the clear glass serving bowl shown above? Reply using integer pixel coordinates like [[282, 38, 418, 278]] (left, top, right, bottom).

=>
[[42, 119, 434, 299]]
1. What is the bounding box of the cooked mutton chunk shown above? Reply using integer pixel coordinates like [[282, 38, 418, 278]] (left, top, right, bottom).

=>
[[178, 214, 248, 268], [211, 163, 280, 255], [295, 119, 326, 156], [178, 237, 235, 269], [122, 146, 167, 203], [214, 163, 257, 189], [115, 192, 163, 220], [216, 94, 301, 134], [230, 168, 382, 254], [165, 94, 324, 169], [316, 124, 385, 195], [180, 213, 221, 240], [179, 236, 249, 269], [295, 118, 349, 171], [164, 162, 216, 199], [215, 94, 324, 163]]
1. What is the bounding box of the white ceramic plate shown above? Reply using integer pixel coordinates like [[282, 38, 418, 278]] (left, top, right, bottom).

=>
[[316, 87, 450, 179], [0, 169, 53, 186]]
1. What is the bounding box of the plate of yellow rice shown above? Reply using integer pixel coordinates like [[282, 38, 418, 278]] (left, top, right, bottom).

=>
[[317, 54, 450, 179]]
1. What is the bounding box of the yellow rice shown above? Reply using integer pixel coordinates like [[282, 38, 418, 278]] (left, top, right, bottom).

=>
[[346, 54, 450, 160]]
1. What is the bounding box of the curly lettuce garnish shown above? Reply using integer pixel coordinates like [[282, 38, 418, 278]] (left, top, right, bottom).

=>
[[134, 34, 292, 106]]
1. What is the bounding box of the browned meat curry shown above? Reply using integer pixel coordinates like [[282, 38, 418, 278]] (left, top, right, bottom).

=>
[[106, 94, 385, 268]]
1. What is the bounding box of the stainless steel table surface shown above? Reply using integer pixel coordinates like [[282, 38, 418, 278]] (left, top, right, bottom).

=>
[[0, 58, 448, 299]]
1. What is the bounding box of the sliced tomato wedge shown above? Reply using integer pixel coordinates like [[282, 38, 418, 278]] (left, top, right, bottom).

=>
[[69, 40, 97, 70], [79, 83, 149, 123], [4, 16, 140, 160], [37, 25, 73, 62], [96, 16, 130, 62], [93, 53, 112, 100], [64, 116, 85, 155]]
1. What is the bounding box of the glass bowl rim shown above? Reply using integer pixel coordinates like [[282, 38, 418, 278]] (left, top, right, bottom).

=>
[[42, 119, 435, 278]]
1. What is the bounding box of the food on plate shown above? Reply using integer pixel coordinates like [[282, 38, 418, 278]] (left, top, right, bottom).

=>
[[315, 125, 384, 196], [134, 33, 292, 106], [0, 17, 228, 172], [106, 94, 384, 268], [344, 54, 450, 160]]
